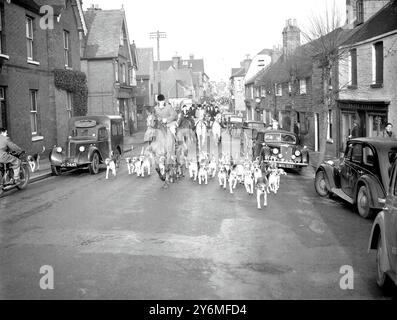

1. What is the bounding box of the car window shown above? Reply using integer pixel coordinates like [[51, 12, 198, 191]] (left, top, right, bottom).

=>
[[351, 144, 363, 163], [345, 144, 353, 160], [363, 146, 374, 167], [98, 127, 108, 141]]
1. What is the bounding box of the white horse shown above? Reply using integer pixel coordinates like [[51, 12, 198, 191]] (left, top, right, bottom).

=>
[[195, 119, 207, 152], [211, 113, 222, 145]]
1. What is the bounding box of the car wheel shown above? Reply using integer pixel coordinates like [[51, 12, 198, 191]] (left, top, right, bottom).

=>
[[314, 170, 329, 197], [51, 165, 62, 176], [16, 164, 30, 190], [357, 185, 375, 219], [89, 152, 100, 175], [376, 233, 394, 293]]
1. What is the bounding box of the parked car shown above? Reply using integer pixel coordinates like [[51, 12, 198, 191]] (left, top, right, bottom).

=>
[[252, 130, 309, 170], [368, 158, 397, 291], [314, 138, 397, 219], [49, 115, 124, 175], [240, 121, 267, 157]]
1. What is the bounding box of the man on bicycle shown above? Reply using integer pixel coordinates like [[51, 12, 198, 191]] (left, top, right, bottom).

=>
[[0, 128, 23, 184]]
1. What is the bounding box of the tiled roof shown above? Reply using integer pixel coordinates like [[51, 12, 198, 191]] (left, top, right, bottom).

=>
[[154, 59, 205, 73], [84, 9, 124, 59], [256, 28, 353, 86], [136, 47, 153, 77], [230, 68, 246, 79], [342, 0, 397, 46]]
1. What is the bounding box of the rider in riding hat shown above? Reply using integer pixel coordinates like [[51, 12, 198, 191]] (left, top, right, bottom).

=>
[[154, 94, 178, 138], [0, 128, 23, 184]]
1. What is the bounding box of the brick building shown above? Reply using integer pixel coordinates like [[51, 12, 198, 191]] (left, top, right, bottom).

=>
[[0, 0, 86, 153], [337, 0, 397, 151], [153, 55, 208, 103], [81, 6, 138, 135], [230, 58, 251, 117]]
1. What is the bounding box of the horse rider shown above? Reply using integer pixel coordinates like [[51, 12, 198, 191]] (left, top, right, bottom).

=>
[[176, 104, 196, 143], [154, 94, 178, 139]]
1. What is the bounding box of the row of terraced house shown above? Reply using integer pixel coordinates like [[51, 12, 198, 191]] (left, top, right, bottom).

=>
[[0, 0, 147, 155], [233, 0, 397, 156]]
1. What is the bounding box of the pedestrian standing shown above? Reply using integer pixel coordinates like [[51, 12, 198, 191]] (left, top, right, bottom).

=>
[[383, 123, 396, 139]]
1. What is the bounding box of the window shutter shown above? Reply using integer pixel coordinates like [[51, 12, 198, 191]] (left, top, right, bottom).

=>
[[351, 49, 357, 85]]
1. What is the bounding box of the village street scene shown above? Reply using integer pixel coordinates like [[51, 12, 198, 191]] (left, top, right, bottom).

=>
[[0, 0, 397, 300]]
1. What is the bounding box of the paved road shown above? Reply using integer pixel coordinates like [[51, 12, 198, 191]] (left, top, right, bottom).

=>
[[0, 135, 394, 300]]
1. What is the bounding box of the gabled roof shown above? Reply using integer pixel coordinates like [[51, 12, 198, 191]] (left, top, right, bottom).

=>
[[342, 0, 397, 46], [84, 9, 131, 60], [136, 47, 154, 77], [230, 68, 246, 79]]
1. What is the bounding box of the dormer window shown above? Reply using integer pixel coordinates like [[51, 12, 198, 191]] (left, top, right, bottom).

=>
[[356, 0, 364, 25]]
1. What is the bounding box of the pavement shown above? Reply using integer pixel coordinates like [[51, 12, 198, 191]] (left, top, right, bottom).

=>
[[29, 131, 147, 184]]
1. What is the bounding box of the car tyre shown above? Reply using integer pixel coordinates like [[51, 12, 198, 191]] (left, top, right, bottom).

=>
[[51, 165, 62, 176], [376, 233, 395, 294], [357, 185, 375, 219], [89, 152, 100, 175], [314, 170, 329, 197]]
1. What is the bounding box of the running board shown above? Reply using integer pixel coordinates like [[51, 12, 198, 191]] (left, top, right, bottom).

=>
[[331, 188, 354, 204]]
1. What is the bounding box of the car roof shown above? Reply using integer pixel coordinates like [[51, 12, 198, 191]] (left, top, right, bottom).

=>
[[244, 121, 264, 124], [349, 138, 397, 150], [259, 129, 297, 136]]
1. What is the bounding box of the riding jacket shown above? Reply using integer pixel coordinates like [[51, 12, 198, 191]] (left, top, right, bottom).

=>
[[0, 135, 22, 157]]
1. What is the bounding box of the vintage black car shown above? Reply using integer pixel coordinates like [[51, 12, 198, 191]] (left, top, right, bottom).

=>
[[252, 130, 309, 170], [368, 157, 397, 291], [314, 138, 397, 219], [49, 115, 124, 175]]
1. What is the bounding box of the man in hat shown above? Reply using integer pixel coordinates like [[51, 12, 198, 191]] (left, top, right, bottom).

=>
[[154, 94, 178, 138], [383, 123, 395, 139]]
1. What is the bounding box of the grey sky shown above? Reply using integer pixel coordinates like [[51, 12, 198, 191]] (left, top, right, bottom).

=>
[[83, 0, 346, 82]]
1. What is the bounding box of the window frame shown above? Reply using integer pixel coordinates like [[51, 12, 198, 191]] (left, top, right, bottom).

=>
[[356, 0, 364, 25], [0, 5, 3, 55], [0, 87, 6, 130], [66, 91, 72, 118], [275, 83, 282, 96], [30, 90, 38, 135], [372, 41, 384, 86], [114, 60, 119, 83], [299, 79, 307, 95], [327, 109, 333, 140], [26, 16, 34, 61], [63, 30, 71, 67], [349, 48, 358, 86]]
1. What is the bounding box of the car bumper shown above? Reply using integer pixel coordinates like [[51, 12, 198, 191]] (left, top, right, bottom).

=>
[[50, 152, 90, 168], [263, 160, 308, 168]]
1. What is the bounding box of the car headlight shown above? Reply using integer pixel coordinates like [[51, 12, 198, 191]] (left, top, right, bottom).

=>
[[291, 155, 296, 160], [278, 154, 283, 159], [273, 148, 279, 155], [79, 146, 86, 152], [56, 147, 63, 153], [295, 150, 301, 157]]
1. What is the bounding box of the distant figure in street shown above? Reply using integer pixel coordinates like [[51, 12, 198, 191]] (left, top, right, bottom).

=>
[[383, 123, 396, 139], [349, 119, 361, 139], [272, 119, 279, 130]]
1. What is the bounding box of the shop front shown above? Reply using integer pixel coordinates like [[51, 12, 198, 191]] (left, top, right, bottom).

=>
[[338, 100, 389, 152]]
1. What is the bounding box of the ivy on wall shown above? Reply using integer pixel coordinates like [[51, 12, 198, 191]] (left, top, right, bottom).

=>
[[54, 69, 88, 116]]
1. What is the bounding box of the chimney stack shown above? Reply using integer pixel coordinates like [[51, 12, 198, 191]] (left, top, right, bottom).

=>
[[282, 18, 301, 57]]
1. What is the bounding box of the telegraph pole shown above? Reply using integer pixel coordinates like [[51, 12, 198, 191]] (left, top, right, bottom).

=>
[[150, 30, 167, 96]]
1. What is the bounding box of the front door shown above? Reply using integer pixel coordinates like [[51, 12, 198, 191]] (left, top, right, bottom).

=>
[[341, 142, 362, 198]]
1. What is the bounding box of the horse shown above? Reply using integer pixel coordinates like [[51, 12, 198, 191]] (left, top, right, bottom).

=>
[[195, 118, 208, 153]]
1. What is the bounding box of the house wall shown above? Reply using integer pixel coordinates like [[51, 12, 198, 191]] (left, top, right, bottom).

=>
[[0, 2, 54, 154], [84, 59, 116, 115]]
